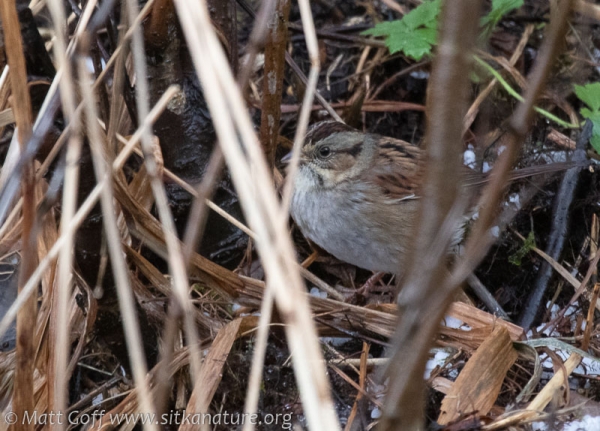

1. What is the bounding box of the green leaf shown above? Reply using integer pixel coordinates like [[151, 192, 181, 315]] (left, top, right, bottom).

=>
[[575, 83, 600, 112], [581, 111, 600, 153], [509, 231, 536, 266], [402, 0, 441, 30], [362, 20, 409, 37], [363, 0, 523, 61], [575, 83, 600, 153], [481, 0, 524, 29], [387, 28, 437, 60], [362, 0, 441, 60]]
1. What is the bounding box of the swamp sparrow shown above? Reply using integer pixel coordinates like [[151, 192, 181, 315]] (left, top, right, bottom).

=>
[[284, 121, 574, 274]]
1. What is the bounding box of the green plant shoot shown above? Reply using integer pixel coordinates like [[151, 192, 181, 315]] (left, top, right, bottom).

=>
[[574, 83, 600, 153], [363, 0, 523, 60]]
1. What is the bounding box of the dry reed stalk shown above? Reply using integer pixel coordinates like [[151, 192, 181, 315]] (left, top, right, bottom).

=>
[[124, 0, 204, 399], [343, 342, 370, 431], [259, 0, 290, 168], [180, 318, 244, 431], [77, 36, 158, 431], [0, 0, 156, 250], [242, 286, 275, 431], [46, 0, 84, 425], [575, 0, 600, 21], [0, 86, 179, 342], [0, 1, 36, 427], [172, 0, 340, 428], [279, 0, 325, 217], [482, 352, 581, 430], [246, 0, 332, 426]]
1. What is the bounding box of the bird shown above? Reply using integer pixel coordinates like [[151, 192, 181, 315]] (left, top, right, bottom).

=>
[[283, 121, 577, 274]]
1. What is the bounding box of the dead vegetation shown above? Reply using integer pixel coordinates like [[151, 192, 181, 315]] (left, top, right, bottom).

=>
[[0, 0, 600, 430]]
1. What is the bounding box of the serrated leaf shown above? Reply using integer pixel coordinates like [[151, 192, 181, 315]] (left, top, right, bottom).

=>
[[362, 20, 408, 37], [362, 0, 440, 61], [575, 83, 600, 112], [386, 29, 437, 60], [417, 27, 438, 45], [402, 0, 441, 30]]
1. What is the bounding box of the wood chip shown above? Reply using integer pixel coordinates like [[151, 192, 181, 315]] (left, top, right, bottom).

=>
[[438, 326, 518, 425]]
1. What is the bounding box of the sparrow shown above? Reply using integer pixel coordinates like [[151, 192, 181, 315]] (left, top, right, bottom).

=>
[[284, 121, 577, 274]]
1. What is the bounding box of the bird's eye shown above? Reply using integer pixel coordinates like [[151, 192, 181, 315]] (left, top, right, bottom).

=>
[[317, 146, 331, 159]]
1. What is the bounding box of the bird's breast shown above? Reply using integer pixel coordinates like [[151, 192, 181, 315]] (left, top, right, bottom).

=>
[[290, 184, 415, 273]]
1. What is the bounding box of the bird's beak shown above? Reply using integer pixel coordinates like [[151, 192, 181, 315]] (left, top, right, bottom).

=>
[[281, 152, 292, 164]]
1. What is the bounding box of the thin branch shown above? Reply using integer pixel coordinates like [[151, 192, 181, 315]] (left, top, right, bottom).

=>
[[379, 1, 483, 429], [238, 0, 342, 122], [451, 0, 575, 288], [518, 122, 591, 328]]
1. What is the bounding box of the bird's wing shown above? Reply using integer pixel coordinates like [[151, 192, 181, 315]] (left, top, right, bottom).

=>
[[362, 137, 425, 202]]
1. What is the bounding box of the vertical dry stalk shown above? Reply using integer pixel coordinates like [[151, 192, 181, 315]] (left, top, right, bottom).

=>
[[46, 0, 84, 425], [259, 0, 290, 168], [379, 1, 482, 430], [0, 88, 177, 342], [172, 0, 339, 428], [124, 0, 203, 384], [76, 36, 158, 431], [182, 147, 224, 265], [0, 1, 36, 428], [106, 0, 129, 155], [238, 0, 276, 93], [280, 0, 323, 217], [182, 0, 278, 267], [242, 287, 274, 431]]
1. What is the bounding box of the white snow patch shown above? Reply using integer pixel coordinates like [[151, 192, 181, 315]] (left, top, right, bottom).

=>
[[574, 356, 600, 376], [322, 337, 352, 347], [410, 70, 430, 80], [92, 393, 104, 406], [443, 315, 463, 329], [535, 323, 560, 337], [594, 48, 600, 75], [371, 407, 382, 419], [424, 349, 450, 379], [564, 416, 600, 431], [309, 287, 327, 299], [490, 226, 500, 238], [463, 148, 476, 169]]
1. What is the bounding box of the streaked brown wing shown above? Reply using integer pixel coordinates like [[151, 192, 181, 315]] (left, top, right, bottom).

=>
[[363, 137, 424, 201]]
